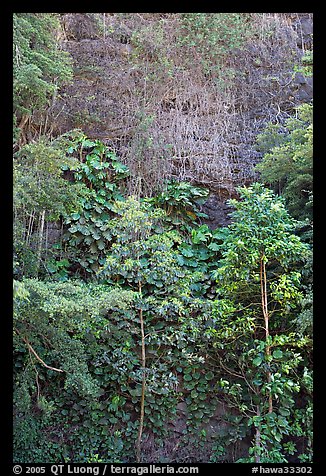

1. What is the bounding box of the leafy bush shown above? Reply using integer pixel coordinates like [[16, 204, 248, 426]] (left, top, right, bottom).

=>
[[13, 137, 89, 278], [13, 15, 72, 105], [208, 183, 312, 462], [13, 13, 73, 142], [178, 13, 253, 78], [147, 180, 209, 228], [255, 103, 313, 222]]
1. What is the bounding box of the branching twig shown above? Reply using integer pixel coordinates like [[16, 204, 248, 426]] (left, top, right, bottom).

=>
[[15, 329, 64, 374]]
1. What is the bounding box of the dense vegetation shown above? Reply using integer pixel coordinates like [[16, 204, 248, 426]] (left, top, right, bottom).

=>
[[13, 13, 313, 464]]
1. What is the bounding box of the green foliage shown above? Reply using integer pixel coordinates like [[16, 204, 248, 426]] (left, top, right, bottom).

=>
[[13, 137, 89, 278], [62, 136, 210, 277], [130, 21, 170, 73], [255, 104, 313, 221], [13, 138, 89, 277], [99, 196, 191, 294], [294, 50, 313, 77], [13, 186, 313, 463], [14, 197, 220, 462], [13, 12, 313, 464], [13, 13, 72, 131], [61, 132, 130, 276], [95, 199, 220, 457], [14, 139, 87, 220], [178, 13, 253, 78], [180, 13, 252, 52], [13, 177, 312, 463], [216, 183, 309, 290], [147, 180, 209, 228], [13, 278, 135, 462], [208, 183, 312, 462], [177, 225, 229, 298]]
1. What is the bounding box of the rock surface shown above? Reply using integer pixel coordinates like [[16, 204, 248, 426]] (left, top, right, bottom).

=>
[[48, 13, 313, 225]]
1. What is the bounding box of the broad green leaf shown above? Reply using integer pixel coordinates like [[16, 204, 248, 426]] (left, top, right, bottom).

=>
[[253, 356, 263, 366], [272, 349, 283, 359]]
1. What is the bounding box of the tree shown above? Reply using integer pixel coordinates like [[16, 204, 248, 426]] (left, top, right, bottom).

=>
[[13, 13, 73, 144], [99, 197, 205, 462], [13, 278, 135, 462], [209, 183, 311, 462], [255, 103, 313, 222], [13, 137, 89, 278]]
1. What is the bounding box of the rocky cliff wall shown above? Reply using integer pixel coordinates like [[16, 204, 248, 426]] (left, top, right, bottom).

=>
[[46, 13, 312, 226]]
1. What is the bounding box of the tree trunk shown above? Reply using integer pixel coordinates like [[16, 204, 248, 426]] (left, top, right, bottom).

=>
[[260, 254, 273, 414], [135, 281, 146, 463], [255, 404, 261, 463], [26, 210, 36, 245], [18, 114, 30, 147], [36, 210, 46, 275]]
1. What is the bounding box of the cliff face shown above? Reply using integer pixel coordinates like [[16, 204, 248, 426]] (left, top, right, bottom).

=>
[[47, 13, 312, 224]]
